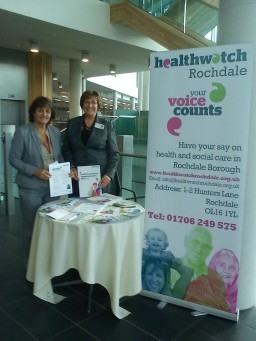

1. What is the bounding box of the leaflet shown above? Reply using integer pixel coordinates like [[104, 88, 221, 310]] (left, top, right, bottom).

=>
[[77, 165, 102, 198], [49, 162, 72, 197], [73, 203, 102, 214], [87, 193, 122, 205], [46, 208, 79, 221]]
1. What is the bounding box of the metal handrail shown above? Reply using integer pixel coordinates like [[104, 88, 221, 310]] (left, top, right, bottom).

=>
[[119, 152, 147, 159]]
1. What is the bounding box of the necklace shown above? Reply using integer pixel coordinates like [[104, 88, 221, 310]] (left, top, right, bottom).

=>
[[84, 123, 93, 131], [82, 118, 94, 131], [37, 129, 54, 161], [41, 132, 51, 153]]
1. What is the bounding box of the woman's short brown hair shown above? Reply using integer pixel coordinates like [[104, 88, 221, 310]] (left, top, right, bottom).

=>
[[29, 96, 55, 123], [80, 90, 101, 109]]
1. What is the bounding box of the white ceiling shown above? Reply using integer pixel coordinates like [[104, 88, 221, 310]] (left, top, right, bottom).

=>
[[0, 7, 157, 97]]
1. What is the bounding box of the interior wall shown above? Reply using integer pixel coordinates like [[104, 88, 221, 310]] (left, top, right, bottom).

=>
[[0, 47, 28, 106]]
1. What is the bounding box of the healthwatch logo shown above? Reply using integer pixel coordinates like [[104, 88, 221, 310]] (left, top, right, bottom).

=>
[[159, 48, 249, 137], [154, 48, 247, 70], [155, 48, 249, 136]]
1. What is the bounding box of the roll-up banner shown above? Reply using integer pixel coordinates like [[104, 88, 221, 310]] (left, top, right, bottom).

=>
[[141, 43, 253, 321]]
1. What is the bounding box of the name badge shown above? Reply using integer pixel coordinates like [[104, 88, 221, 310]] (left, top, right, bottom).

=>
[[95, 123, 105, 130]]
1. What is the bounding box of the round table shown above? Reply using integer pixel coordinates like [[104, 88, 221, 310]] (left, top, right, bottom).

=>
[[26, 198, 145, 319]]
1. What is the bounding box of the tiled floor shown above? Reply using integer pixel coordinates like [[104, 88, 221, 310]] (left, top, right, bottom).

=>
[[1, 200, 256, 341]]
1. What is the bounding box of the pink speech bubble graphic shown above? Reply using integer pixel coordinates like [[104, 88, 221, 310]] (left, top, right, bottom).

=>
[[167, 117, 182, 136]]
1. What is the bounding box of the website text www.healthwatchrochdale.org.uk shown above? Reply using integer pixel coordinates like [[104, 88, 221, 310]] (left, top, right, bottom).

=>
[[149, 170, 240, 190]]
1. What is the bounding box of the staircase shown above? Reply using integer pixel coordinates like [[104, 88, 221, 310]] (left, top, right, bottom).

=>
[[110, 0, 218, 50]]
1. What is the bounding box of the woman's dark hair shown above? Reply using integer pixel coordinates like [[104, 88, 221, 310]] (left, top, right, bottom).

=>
[[29, 96, 55, 123], [80, 90, 101, 109]]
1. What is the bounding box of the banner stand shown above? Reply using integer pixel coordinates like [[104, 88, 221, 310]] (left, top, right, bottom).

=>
[[157, 301, 208, 317], [140, 291, 239, 322], [141, 43, 253, 322]]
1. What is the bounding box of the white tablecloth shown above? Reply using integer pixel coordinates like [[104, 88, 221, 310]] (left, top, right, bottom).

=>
[[26, 200, 145, 319]]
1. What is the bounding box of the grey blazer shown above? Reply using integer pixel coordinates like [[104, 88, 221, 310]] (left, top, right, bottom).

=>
[[9, 123, 64, 189], [62, 114, 120, 180]]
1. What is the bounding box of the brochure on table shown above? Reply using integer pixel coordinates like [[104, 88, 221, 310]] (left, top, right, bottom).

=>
[[77, 165, 102, 198], [49, 162, 72, 197]]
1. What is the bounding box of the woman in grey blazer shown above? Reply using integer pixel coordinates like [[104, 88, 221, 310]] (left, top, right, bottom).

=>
[[9, 96, 66, 262], [62, 90, 120, 197]]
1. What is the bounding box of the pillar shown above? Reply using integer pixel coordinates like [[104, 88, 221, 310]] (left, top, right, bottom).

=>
[[137, 71, 150, 111], [113, 91, 118, 115], [82, 75, 87, 93], [69, 59, 82, 118], [28, 52, 52, 104], [218, 0, 256, 309]]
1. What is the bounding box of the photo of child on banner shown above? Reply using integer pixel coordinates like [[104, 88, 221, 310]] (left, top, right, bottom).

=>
[[142, 227, 193, 299]]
